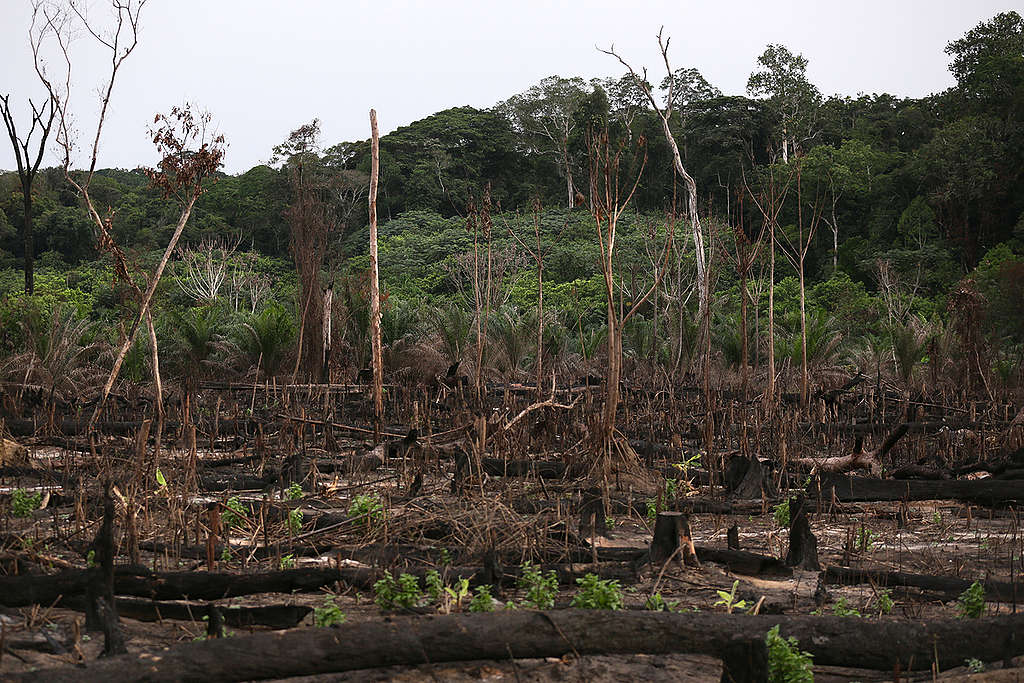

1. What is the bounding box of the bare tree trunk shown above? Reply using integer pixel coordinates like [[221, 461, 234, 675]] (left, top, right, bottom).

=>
[[91, 196, 198, 429], [798, 260, 808, 406], [535, 208, 544, 399], [21, 185, 34, 295], [368, 109, 384, 443], [322, 287, 332, 383], [563, 131, 574, 209], [740, 270, 748, 398], [145, 310, 163, 463], [766, 220, 776, 405]]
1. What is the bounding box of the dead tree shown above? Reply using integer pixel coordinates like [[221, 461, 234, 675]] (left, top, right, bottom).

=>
[[90, 105, 225, 429], [368, 109, 384, 440], [1, 3, 58, 295], [280, 120, 333, 383], [588, 127, 675, 471], [603, 29, 710, 340]]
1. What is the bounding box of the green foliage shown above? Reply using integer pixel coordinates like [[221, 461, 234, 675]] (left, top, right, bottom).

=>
[[220, 547, 232, 563], [233, 303, 296, 378], [645, 592, 680, 612], [425, 570, 444, 603], [222, 496, 246, 529], [279, 553, 295, 570], [714, 581, 749, 613], [957, 581, 986, 618], [965, 658, 986, 674], [766, 625, 814, 683], [287, 508, 303, 535], [468, 585, 496, 612], [347, 493, 385, 526], [285, 482, 303, 500], [831, 597, 862, 617], [876, 589, 894, 615], [373, 572, 423, 609], [517, 562, 558, 609], [313, 596, 347, 627], [155, 468, 167, 488], [571, 574, 623, 610], [11, 489, 42, 518], [773, 500, 791, 527], [86, 550, 96, 568], [855, 527, 877, 552]]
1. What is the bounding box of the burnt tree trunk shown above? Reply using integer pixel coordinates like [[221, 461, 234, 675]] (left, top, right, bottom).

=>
[[14, 610, 1024, 682], [785, 494, 819, 571]]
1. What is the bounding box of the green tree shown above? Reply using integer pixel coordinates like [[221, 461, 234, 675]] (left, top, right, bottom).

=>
[[747, 44, 822, 162]]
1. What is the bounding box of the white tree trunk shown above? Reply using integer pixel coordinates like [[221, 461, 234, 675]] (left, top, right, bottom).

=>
[[368, 110, 384, 439]]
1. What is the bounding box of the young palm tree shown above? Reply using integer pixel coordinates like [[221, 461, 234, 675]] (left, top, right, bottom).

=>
[[487, 306, 535, 379], [12, 305, 105, 407], [232, 304, 297, 379], [430, 302, 473, 368], [164, 306, 228, 423]]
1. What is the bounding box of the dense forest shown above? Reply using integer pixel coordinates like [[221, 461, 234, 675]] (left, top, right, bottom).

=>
[[1, 11, 1022, 398]]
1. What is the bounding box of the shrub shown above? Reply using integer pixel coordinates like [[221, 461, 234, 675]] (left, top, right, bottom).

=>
[[571, 573, 623, 610], [957, 581, 985, 619], [468, 585, 495, 612], [645, 592, 680, 612], [374, 572, 423, 609], [221, 496, 246, 528], [765, 624, 814, 683], [517, 562, 558, 609], [313, 596, 346, 627], [11, 489, 42, 518], [348, 493, 385, 526], [773, 500, 790, 527]]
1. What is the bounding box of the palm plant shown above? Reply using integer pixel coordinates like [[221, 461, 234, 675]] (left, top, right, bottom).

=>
[[164, 306, 228, 419], [381, 297, 424, 370], [487, 305, 534, 378], [233, 304, 297, 379], [13, 305, 105, 405], [430, 301, 473, 367], [891, 317, 929, 388]]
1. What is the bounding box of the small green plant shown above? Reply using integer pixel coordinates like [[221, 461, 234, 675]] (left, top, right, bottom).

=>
[[645, 592, 680, 612], [425, 570, 444, 603], [604, 516, 616, 529], [965, 658, 985, 674], [855, 527, 877, 552], [468, 585, 495, 612], [220, 546, 233, 563], [287, 508, 303, 535], [571, 573, 623, 610], [222, 496, 246, 529], [439, 548, 452, 566], [443, 577, 471, 612], [11, 489, 42, 518], [664, 478, 677, 500], [348, 493, 385, 526], [766, 624, 814, 683], [831, 597, 862, 617], [285, 482, 303, 500], [714, 580, 749, 613], [85, 550, 96, 568], [279, 553, 295, 570], [313, 595, 346, 627], [876, 589, 894, 615], [155, 468, 167, 488], [645, 498, 658, 523], [773, 500, 790, 527], [933, 510, 942, 525], [373, 572, 423, 609], [957, 581, 985, 618], [517, 562, 558, 609]]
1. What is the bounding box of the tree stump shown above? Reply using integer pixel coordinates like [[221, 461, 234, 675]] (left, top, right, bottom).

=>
[[724, 455, 776, 499], [785, 494, 819, 570], [650, 512, 699, 567], [727, 525, 740, 550]]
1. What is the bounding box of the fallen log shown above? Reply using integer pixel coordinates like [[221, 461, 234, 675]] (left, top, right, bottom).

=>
[[13, 609, 1024, 681], [824, 566, 1023, 602], [809, 472, 1024, 506], [481, 457, 588, 479], [62, 595, 312, 629], [0, 567, 376, 607], [792, 423, 909, 476]]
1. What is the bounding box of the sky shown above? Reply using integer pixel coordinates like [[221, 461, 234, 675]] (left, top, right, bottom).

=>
[[1, 0, 1017, 174]]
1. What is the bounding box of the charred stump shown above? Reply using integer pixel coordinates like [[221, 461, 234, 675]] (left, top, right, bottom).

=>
[[785, 494, 819, 571], [650, 512, 699, 567]]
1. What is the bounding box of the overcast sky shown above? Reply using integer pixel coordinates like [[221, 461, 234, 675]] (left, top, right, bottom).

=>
[[1, 0, 1016, 173]]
